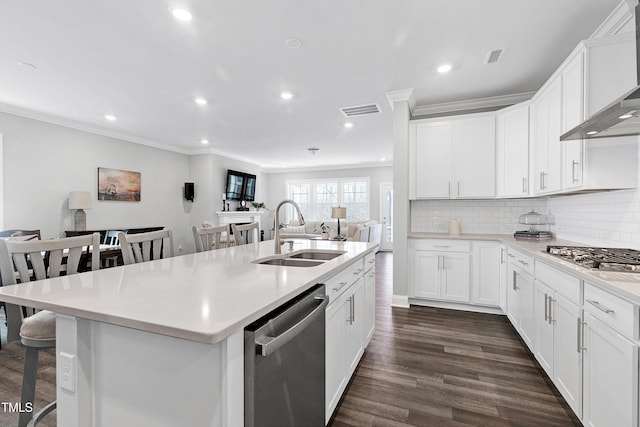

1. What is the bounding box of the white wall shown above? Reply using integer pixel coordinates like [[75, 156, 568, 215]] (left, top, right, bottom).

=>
[[264, 165, 393, 222], [0, 111, 193, 253]]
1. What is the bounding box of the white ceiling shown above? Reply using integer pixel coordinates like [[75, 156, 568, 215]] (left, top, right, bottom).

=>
[[0, 0, 624, 170]]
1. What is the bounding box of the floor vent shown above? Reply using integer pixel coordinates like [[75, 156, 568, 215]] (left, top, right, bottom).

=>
[[339, 103, 381, 117], [484, 49, 504, 64]]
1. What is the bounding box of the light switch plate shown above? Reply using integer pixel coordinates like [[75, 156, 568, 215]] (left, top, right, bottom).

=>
[[59, 352, 76, 392]]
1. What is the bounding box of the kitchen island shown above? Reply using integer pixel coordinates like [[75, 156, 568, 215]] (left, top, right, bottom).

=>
[[0, 239, 378, 427]]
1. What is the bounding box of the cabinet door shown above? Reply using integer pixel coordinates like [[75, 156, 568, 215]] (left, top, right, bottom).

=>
[[534, 281, 554, 376], [583, 312, 638, 427], [562, 50, 584, 133], [532, 93, 549, 194], [455, 116, 496, 197], [363, 268, 375, 346], [325, 295, 347, 422], [517, 269, 535, 348], [546, 78, 563, 193], [441, 253, 470, 303], [415, 122, 453, 198], [414, 251, 440, 299], [498, 245, 508, 312], [345, 279, 364, 378], [496, 105, 529, 197], [553, 293, 582, 419], [506, 263, 520, 327], [471, 242, 500, 306]]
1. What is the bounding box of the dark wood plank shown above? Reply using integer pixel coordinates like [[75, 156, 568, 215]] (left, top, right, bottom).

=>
[[330, 252, 581, 427]]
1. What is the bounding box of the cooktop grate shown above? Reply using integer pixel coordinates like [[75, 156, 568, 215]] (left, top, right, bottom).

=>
[[546, 246, 640, 272]]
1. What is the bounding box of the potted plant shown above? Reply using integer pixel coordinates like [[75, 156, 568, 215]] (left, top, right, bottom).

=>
[[251, 202, 267, 211], [317, 223, 330, 240]]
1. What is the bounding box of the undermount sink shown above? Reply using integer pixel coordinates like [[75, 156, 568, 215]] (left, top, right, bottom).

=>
[[252, 249, 346, 267], [256, 258, 324, 267], [287, 250, 346, 261]]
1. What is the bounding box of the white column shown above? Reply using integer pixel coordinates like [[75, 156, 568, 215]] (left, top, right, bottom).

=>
[[386, 89, 413, 307]]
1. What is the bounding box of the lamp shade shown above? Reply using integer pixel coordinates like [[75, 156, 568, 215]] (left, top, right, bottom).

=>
[[331, 206, 347, 220], [69, 191, 92, 210]]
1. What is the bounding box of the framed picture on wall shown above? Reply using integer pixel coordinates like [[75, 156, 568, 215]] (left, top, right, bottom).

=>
[[97, 167, 141, 201]]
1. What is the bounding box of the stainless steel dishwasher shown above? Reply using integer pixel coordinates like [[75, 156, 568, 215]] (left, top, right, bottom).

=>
[[244, 283, 329, 427]]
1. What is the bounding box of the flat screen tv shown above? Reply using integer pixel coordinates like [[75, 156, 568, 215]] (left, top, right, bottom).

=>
[[225, 170, 245, 201], [225, 170, 257, 201]]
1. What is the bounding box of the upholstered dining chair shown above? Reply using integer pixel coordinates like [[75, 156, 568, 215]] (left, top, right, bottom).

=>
[[118, 229, 174, 265], [0, 232, 100, 427], [192, 224, 230, 252], [231, 222, 260, 245]]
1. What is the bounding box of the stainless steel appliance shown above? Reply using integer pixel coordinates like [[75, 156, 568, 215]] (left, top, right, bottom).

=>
[[244, 283, 328, 427], [547, 245, 640, 272]]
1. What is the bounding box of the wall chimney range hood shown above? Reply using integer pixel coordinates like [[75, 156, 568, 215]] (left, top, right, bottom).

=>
[[561, 3, 640, 141]]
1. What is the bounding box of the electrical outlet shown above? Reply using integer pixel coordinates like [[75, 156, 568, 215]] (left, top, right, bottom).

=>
[[59, 352, 76, 392]]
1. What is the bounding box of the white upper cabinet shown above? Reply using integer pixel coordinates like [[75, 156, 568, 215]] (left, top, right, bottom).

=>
[[531, 75, 563, 195], [496, 103, 530, 197], [561, 49, 585, 191], [410, 113, 495, 199]]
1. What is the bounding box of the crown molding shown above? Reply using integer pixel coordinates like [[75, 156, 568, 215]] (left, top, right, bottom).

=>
[[590, 0, 635, 38], [0, 102, 192, 155], [386, 89, 415, 112], [412, 92, 535, 117], [261, 161, 393, 174]]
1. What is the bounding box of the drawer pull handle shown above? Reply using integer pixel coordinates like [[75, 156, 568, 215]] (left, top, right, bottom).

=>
[[352, 269, 363, 275], [544, 294, 549, 322], [518, 260, 529, 266], [507, 254, 515, 258], [433, 245, 451, 248], [332, 281, 349, 292], [586, 299, 614, 314]]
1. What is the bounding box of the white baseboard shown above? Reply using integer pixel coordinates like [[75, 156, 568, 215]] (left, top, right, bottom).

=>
[[408, 298, 505, 315], [391, 294, 410, 308]]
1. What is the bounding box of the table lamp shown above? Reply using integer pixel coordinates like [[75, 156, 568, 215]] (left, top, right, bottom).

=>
[[69, 191, 92, 231], [331, 206, 347, 240]]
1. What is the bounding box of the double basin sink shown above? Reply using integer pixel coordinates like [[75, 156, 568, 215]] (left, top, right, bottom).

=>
[[252, 249, 346, 267]]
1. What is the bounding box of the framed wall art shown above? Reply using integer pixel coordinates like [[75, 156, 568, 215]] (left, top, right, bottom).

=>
[[97, 167, 141, 201]]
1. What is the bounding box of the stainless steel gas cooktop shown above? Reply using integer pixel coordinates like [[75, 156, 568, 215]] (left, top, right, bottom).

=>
[[546, 246, 640, 272]]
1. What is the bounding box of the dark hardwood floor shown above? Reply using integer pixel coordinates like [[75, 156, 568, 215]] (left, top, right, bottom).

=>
[[330, 252, 581, 427], [0, 251, 580, 426]]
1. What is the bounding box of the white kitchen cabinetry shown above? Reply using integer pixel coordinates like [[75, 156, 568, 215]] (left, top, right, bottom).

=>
[[409, 239, 470, 303], [560, 36, 638, 193], [581, 282, 639, 427], [409, 113, 495, 199], [325, 258, 369, 423], [506, 249, 535, 348], [533, 262, 583, 417], [531, 74, 562, 195], [471, 241, 501, 307], [363, 253, 376, 346], [499, 244, 508, 312], [496, 103, 530, 197]]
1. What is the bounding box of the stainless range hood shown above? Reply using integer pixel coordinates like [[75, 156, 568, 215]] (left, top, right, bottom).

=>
[[561, 3, 640, 141]]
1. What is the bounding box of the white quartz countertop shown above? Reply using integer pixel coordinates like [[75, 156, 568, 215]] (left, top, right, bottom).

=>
[[0, 239, 377, 344], [409, 232, 640, 305]]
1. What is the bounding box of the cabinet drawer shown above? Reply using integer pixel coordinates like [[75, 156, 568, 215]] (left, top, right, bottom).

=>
[[507, 248, 534, 276], [584, 282, 638, 339], [326, 259, 365, 303], [535, 261, 581, 305], [364, 252, 376, 273], [412, 239, 470, 252]]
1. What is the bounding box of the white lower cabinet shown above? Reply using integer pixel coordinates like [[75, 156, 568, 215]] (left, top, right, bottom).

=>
[[471, 241, 501, 307], [363, 267, 376, 346], [534, 279, 582, 417], [507, 250, 535, 348], [582, 312, 638, 427], [325, 257, 372, 424]]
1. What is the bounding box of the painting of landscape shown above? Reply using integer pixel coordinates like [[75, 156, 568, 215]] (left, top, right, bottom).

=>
[[98, 167, 141, 201]]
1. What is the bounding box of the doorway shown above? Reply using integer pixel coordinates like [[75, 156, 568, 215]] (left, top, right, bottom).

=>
[[379, 182, 393, 251]]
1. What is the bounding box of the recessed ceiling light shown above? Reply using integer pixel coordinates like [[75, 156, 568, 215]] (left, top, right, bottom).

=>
[[619, 111, 636, 119], [201, 139, 209, 145], [281, 91, 294, 100], [195, 97, 208, 105], [105, 115, 117, 121], [344, 122, 354, 129], [285, 38, 303, 48], [172, 8, 192, 21], [437, 64, 452, 73], [586, 131, 598, 135], [380, 157, 386, 162]]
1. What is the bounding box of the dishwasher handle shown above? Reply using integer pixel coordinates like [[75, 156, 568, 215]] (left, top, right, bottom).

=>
[[255, 294, 329, 357]]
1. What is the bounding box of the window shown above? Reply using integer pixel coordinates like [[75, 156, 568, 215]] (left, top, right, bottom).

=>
[[285, 178, 369, 222]]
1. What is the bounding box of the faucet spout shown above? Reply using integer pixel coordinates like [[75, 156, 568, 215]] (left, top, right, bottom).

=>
[[274, 199, 305, 254]]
